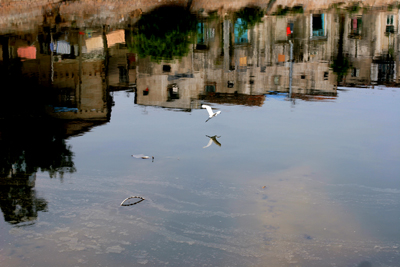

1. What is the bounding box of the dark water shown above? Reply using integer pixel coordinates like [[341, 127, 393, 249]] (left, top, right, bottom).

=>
[[0, 3, 400, 267]]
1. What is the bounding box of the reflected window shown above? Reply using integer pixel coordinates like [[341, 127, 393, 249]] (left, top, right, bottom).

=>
[[386, 15, 395, 33], [196, 44, 208, 50], [387, 15, 394, 25], [205, 82, 216, 93], [196, 22, 209, 50], [234, 18, 248, 44], [274, 76, 280, 85], [377, 62, 395, 83], [54, 88, 76, 108], [312, 14, 325, 37], [197, 22, 205, 44], [127, 53, 136, 69], [351, 68, 360, 77], [167, 84, 179, 101], [350, 17, 362, 37], [163, 65, 171, 73], [239, 57, 247, 66], [118, 66, 128, 83], [206, 28, 215, 40]]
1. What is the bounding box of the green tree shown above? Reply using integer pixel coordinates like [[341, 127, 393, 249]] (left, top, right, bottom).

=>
[[235, 7, 264, 27], [233, 7, 264, 43], [129, 6, 198, 62]]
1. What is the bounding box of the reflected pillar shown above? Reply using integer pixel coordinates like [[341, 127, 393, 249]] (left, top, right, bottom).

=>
[[223, 20, 230, 72], [1, 36, 9, 64], [78, 30, 82, 110], [102, 25, 109, 111]]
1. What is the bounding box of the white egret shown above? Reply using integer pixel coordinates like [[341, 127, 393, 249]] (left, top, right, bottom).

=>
[[202, 104, 221, 122], [203, 135, 221, 148]]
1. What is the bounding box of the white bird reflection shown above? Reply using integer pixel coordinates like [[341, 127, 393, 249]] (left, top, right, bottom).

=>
[[203, 135, 221, 148], [202, 104, 221, 122], [132, 154, 154, 162]]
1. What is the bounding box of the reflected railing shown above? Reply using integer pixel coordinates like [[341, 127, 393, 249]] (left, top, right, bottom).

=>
[[312, 29, 325, 37]]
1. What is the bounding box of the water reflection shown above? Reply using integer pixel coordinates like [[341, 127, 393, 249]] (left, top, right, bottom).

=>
[[0, 25, 112, 225], [0, 2, 399, 266], [0, 119, 76, 225], [203, 135, 222, 148], [3, 3, 398, 113], [0, 172, 47, 226], [130, 5, 198, 61], [1, 1, 399, 223]]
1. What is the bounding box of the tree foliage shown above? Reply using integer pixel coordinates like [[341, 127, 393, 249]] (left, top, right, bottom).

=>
[[330, 56, 350, 83], [130, 6, 198, 62], [235, 7, 264, 28], [233, 7, 264, 43]]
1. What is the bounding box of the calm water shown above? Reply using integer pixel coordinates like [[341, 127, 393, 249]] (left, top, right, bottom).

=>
[[1, 2, 400, 267]]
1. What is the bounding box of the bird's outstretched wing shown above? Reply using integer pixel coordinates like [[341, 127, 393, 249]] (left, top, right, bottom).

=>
[[205, 135, 221, 147], [202, 105, 214, 117], [203, 137, 213, 148], [211, 136, 222, 147]]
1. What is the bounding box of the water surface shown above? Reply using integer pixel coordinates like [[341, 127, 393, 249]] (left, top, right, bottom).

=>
[[0, 2, 400, 266]]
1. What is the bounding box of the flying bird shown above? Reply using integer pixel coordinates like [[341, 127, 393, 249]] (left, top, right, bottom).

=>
[[202, 104, 221, 122], [203, 135, 222, 148]]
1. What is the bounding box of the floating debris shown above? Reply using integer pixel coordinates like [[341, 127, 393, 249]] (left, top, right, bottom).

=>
[[120, 196, 145, 206]]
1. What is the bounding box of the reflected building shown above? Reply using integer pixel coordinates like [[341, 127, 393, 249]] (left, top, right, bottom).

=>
[[0, 28, 112, 122], [343, 9, 399, 85], [131, 9, 341, 109], [2, 2, 400, 226], [44, 30, 111, 121], [0, 26, 117, 226], [3, 6, 400, 112], [108, 30, 137, 91], [261, 11, 337, 96], [135, 54, 203, 110]]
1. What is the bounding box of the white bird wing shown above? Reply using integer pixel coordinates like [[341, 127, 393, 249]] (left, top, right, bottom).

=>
[[203, 138, 213, 148], [132, 154, 146, 158], [202, 105, 214, 117]]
